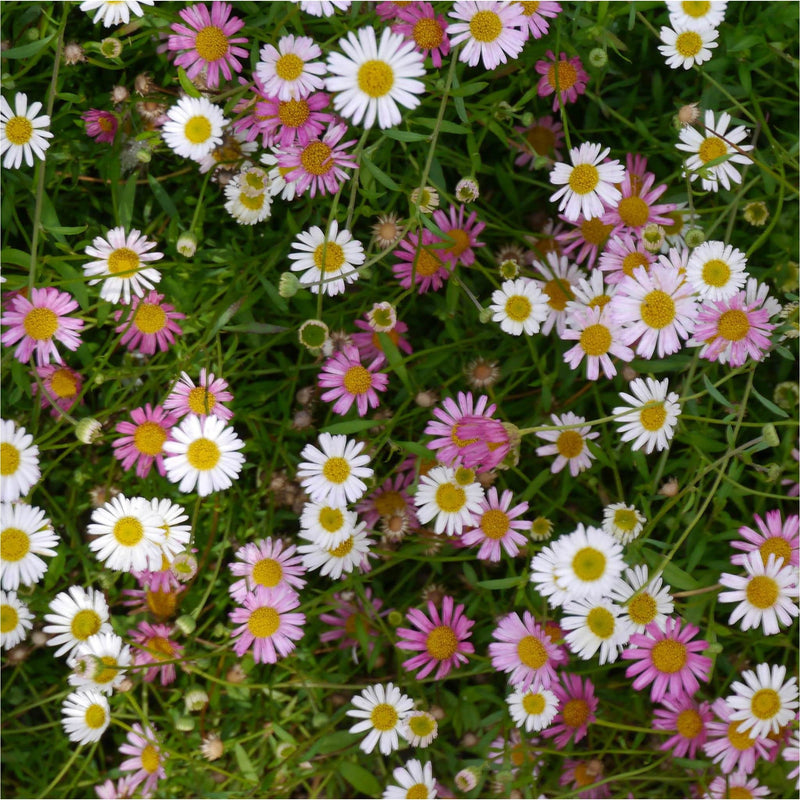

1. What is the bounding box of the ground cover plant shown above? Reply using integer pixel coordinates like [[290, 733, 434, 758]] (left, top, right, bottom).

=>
[[1, 1, 798, 797]]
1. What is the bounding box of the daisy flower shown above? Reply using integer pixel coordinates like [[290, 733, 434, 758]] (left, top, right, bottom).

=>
[[488, 730, 545, 777], [553, 524, 625, 603], [163, 414, 245, 496], [598, 232, 655, 285], [297, 432, 373, 506], [556, 214, 613, 269], [298, 520, 374, 579], [676, 109, 754, 192], [621, 616, 712, 703], [326, 26, 426, 130], [0, 420, 40, 503], [223, 173, 273, 225], [415, 465, 485, 537], [460, 488, 530, 562], [685, 240, 748, 301], [542, 672, 598, 748], [530, 541, 573, 608], [396, 595, 475, 680], [652, 694, 713, 759], [320, 588, 387, 654], [561, 597, 632, 664], [68, 631, 131, 694], [164, 369, 234, 421], [726, 662, 799, 741], [667, 0, 727, 28], [609, 564, 674, 633], [562, 305, 634, 380], [162, 95, 227, 161], [256, 35, 326, 101], [289, 220, 366, 296], [507, 686, 559, 733], [168, 1, 248, 89], [392, 228, 453, 294], [399, 711, 438, 748], [254, 92, 333, 148], [488, 611, 564, 691], [79, 0, 153, 27], [148, 498, 192, 562], [81, 109, 117, 144], [229, 583, 305, 664], [0, 92, 53, 168], [489, 278, 550, 336], [601, 502, 646, 545], [129, 622, 184, 686], [301, 501, 357, 551], [732, 510, 799, 568], [383, 759, 437, 800], [228, 538, 307, 601], [88, 494, 165, 573], [432, 205, 486, 266], [43, 585, 112, 658], [1, 287, 84, 366], [707, 772, 769, 800], [112, 404, 178, 479], [718, 552, 799, 635], [61, 689, 111, 745], [346, 682, 414, 756], [319, 346, 389, 417], [393, 2, 451, 68], [424, 390, 496, 467], [82, 226, 163, 304], [0, 590, 33, 650], [536, 412, 598, 477], [658, 23, 719, 69], [531, 252, 584, 336], [703, 697, 778, 775], [297, 0, 352, 17], [32, 363, 84, 417], [113, 291, 184, 355], [446, 1, 527, 71], [0, 502, 58, 591], [613, 377, 682, 454], [535, 50, 589, 111], [119, 723, 168, 796], [516, 0, 561, 39], [604, 168, 677, 236], [514, 114, 565, 168]]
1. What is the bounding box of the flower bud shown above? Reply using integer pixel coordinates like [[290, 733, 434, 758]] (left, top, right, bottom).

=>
[[175, 715, 196, 732], [75, 418, 102, 444], [588, 48, 607, 68], [684, 227, 705, 248], [176, 231, 197, 258], [184, 688, 209, 712], [100, 38, 123, 58], [278, 272, 300, 298], [298, 319, 329, 352], [762, 423, 780, 448], [175, 613, 197, 635]]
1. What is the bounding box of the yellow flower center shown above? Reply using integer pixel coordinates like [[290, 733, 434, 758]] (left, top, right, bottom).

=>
[[548, 60, 578, 91], [760, 537, 791, 566], [5, 116, 33, 145], [444, 228, 471, 258], [0, 604, 19, 633], [681, 1, 711, 17], [435, 482, 466, 513], [98, 116, 115, 133], [133, 302, 167, 335], [505, 295, 532, 322], [328, 536, 354, 558], [676, 707, 703, 738], [147, 636, 175, 659], [543, 277, 573, 310], [1, 527, 30, 562], [413, 17, 443, 49], [107, 247, 140, 277], [141, 743, 161, 774], [469, 10, 503, 42], [415, 247, 443, 277], [239, 192, 266, 210], [278, 98, 310, 128], [426, 625, 458, 659], [186, 437, 221, 470], [92, 654, 120, 684], [562, 698, 589, 728], [639, 402, 668, 432], [727, 720, 756, 751], [275, 52, 304, 81], [522, 691, 546, 715], [613, 509, 639, 531], [556, 430, 584, 458], [343, 365, 373, 396], [70, 609, 102, 641], [586, 607, 615, 638], [579, 323, 612, 356], [408, 714, 435, 737], [319, 506, 345, 532], [518, 0, 541, 14], [568, 163, 600, 195], [650, 639, 687, 673], [188, 386, 216, 415], [526, 124, 556, 156], [133, 420, 167, 456], [641, 289, 677, 329], [146, 589, 179, 618], [698, 136, 727, 164], [0, 443, 21, 476], [23, 307, 59, 341], [322, 456, 351, 485], [628, 593, 657, 626], [481, 508, 510, 540], [194, 25, 229, 62], [581, 216, 612, 246], [572, 546, 606, 581], [50, 367, 79, 398], [84, 703, 107, 729], [675, 31, 703, 58], [728, 788, 754, 800], [370, 702, 399, 731], [313, 241, 345, 274], [184, 115, 213, 144], [248, 606, 280, 638], [701, 258, 731, 287], [374, 490, 405, 516], [745, 575, 778, 609], [617, 196, 650, 228], [517, 634, 547, 668], [357, 60, 394, 98], [300, 141, 332, 176], [406, 784, 429, 799], [252, 558, 283, 588], [113, 516, 144, 547], [717, 309, 750, 341], [622, 251, 650, 277], [750, 688, 781, 720]]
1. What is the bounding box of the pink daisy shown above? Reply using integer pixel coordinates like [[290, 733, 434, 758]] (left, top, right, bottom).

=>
[[598, 233, 655, 285], [129, 621, 183, 686], [81, 109, 117, 144], [424, 391, 496, 467], [689, 291, 775, 367], [31, 363, 83, 417], [277, 121, 358, 198], [488, 610, 564, 691], [393, 2, 451, 68], [392, 228, 453, 294], [254, 91, 333, 148], [518, 0, 561, 39], [555, 214, 614, 269], [355, 473, 418, 530], [447, 1, 527, 70], [731, 510, 799, 569], [319, 588, 389, 653], [230, 73, 275, 146], [621, 617, 712, 703], [707, 772, 770, 799], [535, 50, 589, 111], [352, 317, 413, 362], [228, 538, 306, 602], [318, 345, 389, 417], [163, 369, 234, 421], [375, 1, 410, 21], [168, 1, 248, 89], [488, 730, 546, 777], [396, 595, 475, 680], [562, 305, 634, 380], [119, 723, 168, 796], [113, 291, 185, 355], [652, 693, 714, 758], [229, 583, 305, 664], [536, 411, 599, 477], [608, 263, 697, 358], [255, 34, 326, 101], [602, 168, 676, 236], [514, 115, 565, 168], [94, 776, 138, 800], [703, 697, 777, 775], [431, 205, 486, 266], [559, 758, 610, 800], [112, 403, 178, 479], [531, 252, 585, 336], [454, 416, 511, 471], [1, 287, 84, 366], [460, 487, 529, 561], [132, 562, 183, 594], [543, 673, 598, 748]]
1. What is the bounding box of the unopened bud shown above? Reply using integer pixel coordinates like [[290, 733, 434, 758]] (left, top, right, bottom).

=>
[[184, 688, 209, 712], [176, 231, 197, 258], [75, 418, 103, 444], [278, 272, 300, 298], [684, 227, 705, 248], [762, 423, 780, 448], [175, 715, 196, 732], [100, 38, 123, 58], [175, 614, 197, 636], [588, 48, 607, 68]]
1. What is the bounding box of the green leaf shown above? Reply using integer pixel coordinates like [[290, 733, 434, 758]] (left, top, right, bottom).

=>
[[233, 744, 258, 784], [377, 332, 411, 394], [361, 156, 401, 191], [1, 33, 55, 59], [702, 374, 731, 408], [661, 561, 700, 591], [450, 81, 489, 97], [223, 322, 288, 334], [118, 173, 137, 230], [381, 129, 430, 143], [415, 117, 471, 134], [339, 761, 381, 797], [0, 248, 31, 268], [395, 439, 435, 460], [749, 386, 790, 418], [177, 66, 202, 98], [322, 419, 384, 435], [147, 174, 181, 223], [476, 576, 523, 590]]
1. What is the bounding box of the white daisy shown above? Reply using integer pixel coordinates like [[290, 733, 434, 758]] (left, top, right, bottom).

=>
[[43, 585, 113, 658], [61, 689, 111, 745], [549, 142, 626, 222], [553, 523, 625, 602], [162, 95, 227, 161], [658, 23, 719, 70], [297, 433, 373, 506], [561, 597, 632, 664], [676, 109, 754, 192], [608, 565, 674, 634], [288, 220, 366, 296], [446, 0, 528, 70], [529, 540, 572, 609], [489, 278, 549, 336], [148, 497, 192, 561], [326, 26, 426, 130], [601, 502, 647, 545], [612, 377, 681, 454], [531, 252, 585, 336], [506, 686, 559, 733], [261, 148, 298, 201], [0, 502, 59, 591], [68, 631, 131, 694], [79, 0, 153, 27], [224, 173, 273, 225], [256, 34, 326, 101], [0, 92, 53, 169], [82, 226, 163, 304], [383, 758, 437, 800], [347, 682, 414, 755], [399, 711, 438, 748], [726, 663, 799, 740], [565, 269, 616, 323], [685, 239, 748, 301], [300, 500, 355, 549], [666, 1, 727, 30], [163, 414, 246, 497], [0, 419, 41, 503], [0, 590, 33, 650], [298, 520, 373, 579], [415, 465, 485, 537], [744, 276, 782, 320], [535, 411, 598, 476], [297, 0, 351, 16], [718, 552, 800, 635]]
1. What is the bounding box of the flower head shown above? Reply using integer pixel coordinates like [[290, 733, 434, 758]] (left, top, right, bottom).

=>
[[61, 689, 111, 744], [0, 502, 58, 591], [414, 465, 485, 536], [119, 723, 168, 796], [297, 433, 373, 506], [383, 759, 437, 799], [162, 95, 228, 161], [319, 345, 389, 417], [256, 34, 326, 100], [542, 672, 598, 748], [112, 404, 178, 479], [289, 220, 365, 296], [725, 663, 799, 740], [536, 412, 598, 476], [658, 23, 719, 69], [447, 1, 527, 70], [82, 109, 117, 143], [612, 377, 681, 454], [490, 278, 550, 336], [460, 487, 530, 561], [164, 369, 234, 421], [535, 50, 589, 111], [0, 92, 53, 168], [653, 693, 713, 759], [228, 538, 306, 602], [347, 682, 414, 755]]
